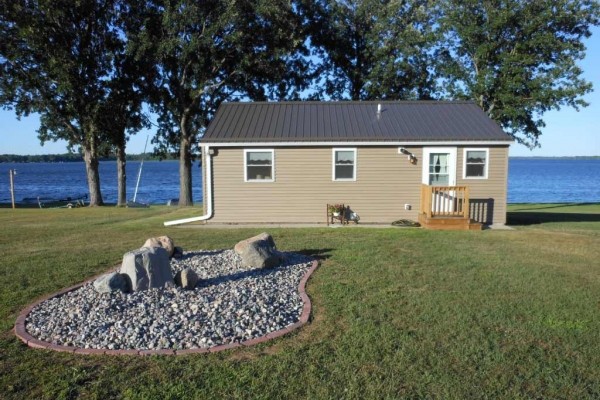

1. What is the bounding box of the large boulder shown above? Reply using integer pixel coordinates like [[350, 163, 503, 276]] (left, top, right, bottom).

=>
[[234, 232, 281, 269], [93, 272, 130, 293], [234, 232, 275, 253], [120, 247, 173, 291], [142, 236, 175, 257], [174, 267, 199, 290]]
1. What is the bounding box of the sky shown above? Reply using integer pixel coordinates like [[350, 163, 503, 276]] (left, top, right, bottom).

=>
[[0, 27, 598, 157]]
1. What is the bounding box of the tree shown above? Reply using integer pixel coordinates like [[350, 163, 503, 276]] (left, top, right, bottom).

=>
[[0, 0, 147, 205], [97, 59, 148, 207], [99, 22, 150, 207], [129, 0, 308, 206], [439, 0, 600, 148], [299, 0, 440, 100]]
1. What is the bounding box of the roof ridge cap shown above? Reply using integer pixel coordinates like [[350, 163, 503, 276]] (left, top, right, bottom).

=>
[[220, 100, 476, 106]]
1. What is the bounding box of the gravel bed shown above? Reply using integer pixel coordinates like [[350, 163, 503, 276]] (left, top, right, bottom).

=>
[[25, 250, 314, 350]]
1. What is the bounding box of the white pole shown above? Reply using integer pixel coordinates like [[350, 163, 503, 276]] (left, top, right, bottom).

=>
[[132, 136, 149, 203], [9, 169, 16, 209]]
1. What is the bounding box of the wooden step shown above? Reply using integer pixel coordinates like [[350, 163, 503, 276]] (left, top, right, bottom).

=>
[[468, 221, 483, 230], [418, 213, 483, 231]]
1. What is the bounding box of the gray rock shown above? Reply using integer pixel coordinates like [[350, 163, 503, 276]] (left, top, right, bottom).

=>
[[234, 233, 281, 269], [173, 246, 184, 259], [25, 249, 314, 351], [234, 232, 275, 253], [142, 236, 175, 257], [120, 247, 173, 291], [93, 272, 129, 293], [174, 267, 199, 290]]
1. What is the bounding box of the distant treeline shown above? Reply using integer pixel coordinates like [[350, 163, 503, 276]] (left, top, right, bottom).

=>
[[0, 153, 179, 163]]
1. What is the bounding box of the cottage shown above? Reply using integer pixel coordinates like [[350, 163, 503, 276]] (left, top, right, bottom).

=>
[[165, 101, 513, 229]]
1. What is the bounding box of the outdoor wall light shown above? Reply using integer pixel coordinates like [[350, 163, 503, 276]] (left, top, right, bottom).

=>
[[398, 147, 417, 164]]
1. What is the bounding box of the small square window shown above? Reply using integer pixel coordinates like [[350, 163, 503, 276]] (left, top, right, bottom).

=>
[[463, 149, 488, 179], [333, 148, 356, 181], [245, 150, 274, 182]]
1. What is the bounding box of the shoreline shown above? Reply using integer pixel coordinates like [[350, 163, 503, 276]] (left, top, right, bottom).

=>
[[2, 202, 598, 210]]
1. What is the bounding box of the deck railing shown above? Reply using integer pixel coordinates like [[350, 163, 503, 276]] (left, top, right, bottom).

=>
[[420, 185, 470, 219]]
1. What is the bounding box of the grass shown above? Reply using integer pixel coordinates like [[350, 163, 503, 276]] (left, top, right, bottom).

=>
[[1, 203, 599, 399]]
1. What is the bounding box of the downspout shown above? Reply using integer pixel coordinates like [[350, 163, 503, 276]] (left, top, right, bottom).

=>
[[164, 145, 213, 226]]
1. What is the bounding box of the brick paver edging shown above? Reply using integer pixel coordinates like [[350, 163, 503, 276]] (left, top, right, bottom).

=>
[[14, 259, 319, 356]]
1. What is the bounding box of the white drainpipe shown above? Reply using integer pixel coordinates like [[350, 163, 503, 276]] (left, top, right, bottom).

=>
[[164, 145, 213, 226]]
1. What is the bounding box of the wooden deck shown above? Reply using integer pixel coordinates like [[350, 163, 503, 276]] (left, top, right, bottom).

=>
[[419, 185, 483, 230], [418, 213, 483, 230]]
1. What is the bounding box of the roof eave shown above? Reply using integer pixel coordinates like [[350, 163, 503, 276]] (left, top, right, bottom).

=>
[[199, 139, 514, 147]]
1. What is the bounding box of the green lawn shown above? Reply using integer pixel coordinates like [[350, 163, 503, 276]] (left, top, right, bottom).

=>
[[1, 204, 599, 399]]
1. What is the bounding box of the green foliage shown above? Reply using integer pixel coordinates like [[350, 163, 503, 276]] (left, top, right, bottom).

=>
[[300, 0, 599, 146], [0, 0, 119, 149], [0, 0, 149, 205], [439, 0, 600, 148], [1, 0, 599, 201], [127, 0, 308, 204], [300, 0, 440, 100]]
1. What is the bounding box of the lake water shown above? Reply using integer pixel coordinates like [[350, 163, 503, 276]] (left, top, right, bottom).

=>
[[508, 158, 600, 203], [0, 160, 203, 205], [0, 158, 598, 205]]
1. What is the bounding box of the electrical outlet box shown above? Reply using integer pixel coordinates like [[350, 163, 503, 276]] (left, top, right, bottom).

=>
[[404, 204, 411, 210]]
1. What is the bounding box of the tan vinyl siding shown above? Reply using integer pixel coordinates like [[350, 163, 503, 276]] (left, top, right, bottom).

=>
[[208, 145, 509, 225], [457, 146, 509, 225]]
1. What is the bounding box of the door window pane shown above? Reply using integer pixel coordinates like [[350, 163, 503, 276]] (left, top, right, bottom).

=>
[[429, 153, 449, 185], [430, 173, 449, 185]]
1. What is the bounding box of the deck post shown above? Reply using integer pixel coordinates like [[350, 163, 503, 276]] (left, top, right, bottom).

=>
[[464, 186, 470, 219], [420, 185, 433, 218]]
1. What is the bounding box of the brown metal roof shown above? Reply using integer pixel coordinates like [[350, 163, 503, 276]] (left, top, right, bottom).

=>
[[201, 101, 512, 143]]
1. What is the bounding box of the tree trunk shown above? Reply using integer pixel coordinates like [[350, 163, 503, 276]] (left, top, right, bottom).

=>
[[178, 134, 193, 206], [350, 74, 362, 100], [83, 140, 104, 206], [116, 143, 126, 207]]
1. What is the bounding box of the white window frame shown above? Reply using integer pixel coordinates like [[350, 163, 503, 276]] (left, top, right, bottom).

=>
[[244, 149, 275, 182], [332, 148, 357, 182], [422, 147, 457, 186], [462, 148, 489, 179]]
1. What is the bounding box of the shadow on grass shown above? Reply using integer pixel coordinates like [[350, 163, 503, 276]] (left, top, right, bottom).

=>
[[0, 203, 41, 209], [509, 203, 599, 212], [295, 248, 333, 260], [507, 211, 600, 226]]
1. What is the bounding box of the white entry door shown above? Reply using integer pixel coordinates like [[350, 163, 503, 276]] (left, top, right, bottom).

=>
[[422, 148, 456, 186], [422, 148, 457, 213]]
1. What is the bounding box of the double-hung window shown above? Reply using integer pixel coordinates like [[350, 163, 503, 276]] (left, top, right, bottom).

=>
[[244, 149, 274, 182], [332, 148, 356, 181], [463, 148, 489, 179]]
